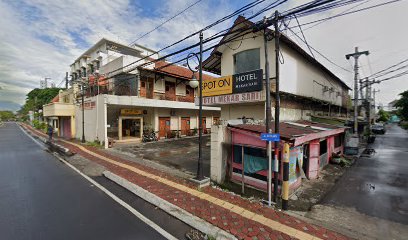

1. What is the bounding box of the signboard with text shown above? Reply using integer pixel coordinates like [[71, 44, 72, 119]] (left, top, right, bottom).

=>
[[233, 69, 263, 94], [196, 91, 264, 106], [202, 69, 263, 97], [121, 109, 143, 115], [202, 75, 233, 97], [260, 133, 280, 142], [198, 69, 263, 105]]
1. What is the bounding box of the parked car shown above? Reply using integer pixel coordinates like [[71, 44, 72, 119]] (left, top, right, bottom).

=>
[[371, 124, 386, 134]]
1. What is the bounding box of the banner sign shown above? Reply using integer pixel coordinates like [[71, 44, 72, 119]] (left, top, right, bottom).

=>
[[197, 91, 263, 106], [202, 69, 263, 97], [202, 75, 233, 97], [121, 109, 143, 115]]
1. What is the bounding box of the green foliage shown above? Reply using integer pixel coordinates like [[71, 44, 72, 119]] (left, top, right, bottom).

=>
[[0, 111, 15, 121], [32, 120, 47, 131], [19, 88, 62, 115], [395, 90, 408, 120], [377, 109, 390, 122]]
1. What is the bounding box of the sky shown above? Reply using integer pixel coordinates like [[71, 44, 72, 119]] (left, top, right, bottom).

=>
[[0, 0, 407, 110]]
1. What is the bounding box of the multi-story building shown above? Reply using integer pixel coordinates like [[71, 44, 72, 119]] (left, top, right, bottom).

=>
[[70, 38, 220, 146], [202, 16, 350, 193]]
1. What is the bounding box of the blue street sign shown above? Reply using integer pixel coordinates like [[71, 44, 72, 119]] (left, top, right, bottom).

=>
[[260, 133, 280, 142]]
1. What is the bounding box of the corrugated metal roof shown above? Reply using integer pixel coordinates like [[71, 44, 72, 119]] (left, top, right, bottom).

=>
[[230, 120, 346, 142]]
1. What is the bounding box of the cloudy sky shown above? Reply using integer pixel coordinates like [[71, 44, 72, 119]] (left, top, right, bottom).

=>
[[0, 0, 407, 109]]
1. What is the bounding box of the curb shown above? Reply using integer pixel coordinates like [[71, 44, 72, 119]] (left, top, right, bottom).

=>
[[103, 171, 237, 240], [20, 124, 75, 157]]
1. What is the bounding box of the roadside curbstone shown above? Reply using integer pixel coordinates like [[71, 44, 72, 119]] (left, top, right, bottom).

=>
[[103, 171, 237, 240]]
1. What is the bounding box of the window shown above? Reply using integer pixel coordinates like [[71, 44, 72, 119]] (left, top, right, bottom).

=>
[[141, 81, 145, 88], [165, 85, 170, 91], [186, 88, 190, 95], [233, 48, 260, 74], [96, 61, 100, 70]]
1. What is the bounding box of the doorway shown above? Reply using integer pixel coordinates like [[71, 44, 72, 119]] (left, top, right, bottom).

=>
[[118, 116, 143, 140], [165, 82, 176, 100], [159, 117, 171, 139], [181, 117, 190, 136], [302, 144, 309, 179]]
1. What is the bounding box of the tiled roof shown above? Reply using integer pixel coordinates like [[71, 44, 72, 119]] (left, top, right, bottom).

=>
[[141, 60, 215, 81], [51, 95, 59, 103]]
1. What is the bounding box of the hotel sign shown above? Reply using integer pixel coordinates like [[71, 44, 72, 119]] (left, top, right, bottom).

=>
[[202, 75, 232, 97], [202, 69, 263, 97], [196, 91, 264, 106]]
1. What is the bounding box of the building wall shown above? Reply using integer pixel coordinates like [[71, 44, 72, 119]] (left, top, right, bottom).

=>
[[218, 31, 348, 107], [75, 95, 106, 144]]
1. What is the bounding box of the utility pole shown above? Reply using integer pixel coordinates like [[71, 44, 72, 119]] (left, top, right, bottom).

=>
[[197, 31, 204, 181], [273, 11, 281, 205], [373, 89, 380, 123], [364, 78, 371, 128], [263, 16, 272, 206], [345, 47, 369, 134], [81, 83, 85, 143], [65, 72, 69, 89]]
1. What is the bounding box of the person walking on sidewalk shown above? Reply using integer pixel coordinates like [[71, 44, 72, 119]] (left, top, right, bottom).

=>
[[47, 124, 53, 142]]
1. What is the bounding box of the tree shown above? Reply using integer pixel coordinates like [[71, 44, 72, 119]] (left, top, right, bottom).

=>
[[395, 90, 408, 120], [377, 109, 390, 122], [19, 88, 62, 115], [0, 111, 15, 121]]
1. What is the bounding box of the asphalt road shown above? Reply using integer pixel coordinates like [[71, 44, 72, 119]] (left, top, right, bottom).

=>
[[322, 123, 408, 224], [0, 122, 167, 240]]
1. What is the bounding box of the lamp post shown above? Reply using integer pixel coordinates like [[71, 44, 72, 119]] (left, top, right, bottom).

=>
[[187, 31, 204, 181], [81, 82, 86, 143]]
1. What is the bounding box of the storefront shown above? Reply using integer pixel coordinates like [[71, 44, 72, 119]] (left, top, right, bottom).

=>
[[227, 121, 347, 193]]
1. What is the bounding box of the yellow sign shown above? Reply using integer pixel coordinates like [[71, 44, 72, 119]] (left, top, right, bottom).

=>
[[202, 75, 232, 97], [121, 109, 143, 115]]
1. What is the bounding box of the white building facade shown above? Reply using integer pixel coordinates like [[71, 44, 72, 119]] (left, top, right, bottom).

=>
[[70, 38, 220, 147]]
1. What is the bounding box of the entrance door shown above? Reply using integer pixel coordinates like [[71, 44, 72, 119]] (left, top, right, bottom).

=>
[[181, 117, 190, 135], [140, 77, 154, 98], [122, 119, 141, 138], [165, 82, 176, 100], [159, 117, 171, 139], [62, 117, 71, 139]]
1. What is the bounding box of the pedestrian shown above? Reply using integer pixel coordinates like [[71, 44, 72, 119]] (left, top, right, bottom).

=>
[[47, 124, 53, 142]]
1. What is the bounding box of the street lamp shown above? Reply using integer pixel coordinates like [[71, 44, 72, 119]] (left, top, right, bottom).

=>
[[187, 31, 204, 181]]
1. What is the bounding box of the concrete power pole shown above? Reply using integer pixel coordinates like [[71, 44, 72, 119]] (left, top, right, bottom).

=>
[[345, 47, 369, 134], [65, 72, 69, 89], [373, 89, 380, 123]]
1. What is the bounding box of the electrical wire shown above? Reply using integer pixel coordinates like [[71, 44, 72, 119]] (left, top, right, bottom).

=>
[[128, 0, 204, 46]]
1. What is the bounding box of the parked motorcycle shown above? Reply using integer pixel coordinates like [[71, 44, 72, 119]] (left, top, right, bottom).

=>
[[142, 131, 158, 142]]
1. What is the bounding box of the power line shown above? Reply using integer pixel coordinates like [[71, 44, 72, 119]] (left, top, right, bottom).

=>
[[366, 57, 408, 79], [286, 0, 402, 30], [128, 0, 204, 46]]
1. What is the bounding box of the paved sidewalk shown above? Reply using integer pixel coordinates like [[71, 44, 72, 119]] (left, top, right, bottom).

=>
[[22, 124, 349, 240]]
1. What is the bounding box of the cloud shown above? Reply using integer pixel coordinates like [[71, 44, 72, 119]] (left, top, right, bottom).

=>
[[0, 0, 406, 107], [0, 0, 236, 105]]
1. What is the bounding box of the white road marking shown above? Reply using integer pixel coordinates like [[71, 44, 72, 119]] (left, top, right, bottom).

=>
[[19, 123, 177, 240]]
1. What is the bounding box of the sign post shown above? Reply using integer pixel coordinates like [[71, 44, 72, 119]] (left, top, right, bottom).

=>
[[260, 133, 280, 206]]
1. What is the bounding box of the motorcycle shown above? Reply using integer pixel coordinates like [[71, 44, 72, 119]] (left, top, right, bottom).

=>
[[142, 131, 158, 142]]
